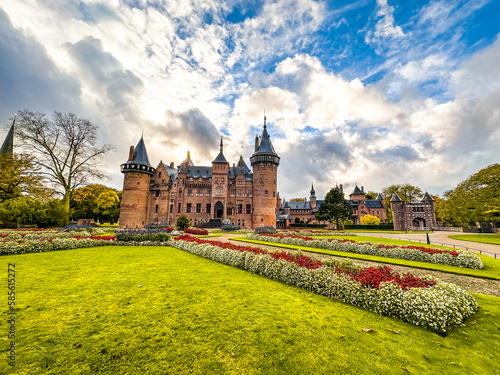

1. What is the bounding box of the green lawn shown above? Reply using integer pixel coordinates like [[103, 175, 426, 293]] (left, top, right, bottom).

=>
[[235, 237, 500, 280], [1, 246, 499, 374], [449, 234, 500, 246], [346, 230, 431, 234]]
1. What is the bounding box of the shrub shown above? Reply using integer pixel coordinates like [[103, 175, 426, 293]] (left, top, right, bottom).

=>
[[360, 214, 381, 226], [144, 223, 173, 230], [221, 224, 241, 231], [184, 228, 209, 235], [255, 226, 276, 234], [115, 229, 170, 242], [176, 215, 190, 230]]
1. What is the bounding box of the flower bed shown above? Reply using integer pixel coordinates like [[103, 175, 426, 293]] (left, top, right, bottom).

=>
[[245, 233, 484, 269], [168, 235, 477, 333], [184, 228, 209, 235], [278, 229, 357, 236]]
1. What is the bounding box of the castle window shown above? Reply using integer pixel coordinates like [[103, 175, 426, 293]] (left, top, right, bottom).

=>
[[196, 203, 201, 213], [178, 203, 181, 213], [273, 191, 275, 197], [216, 187, 223, 195], [238, 189, 243, 196], [187, 203, 192, 213], [237, 204, 243, 214], [178, 190, 182, 197], [137, 182, 140, 185], [227, 207, 232, 215], [170, 205, 173, 213], [207, 189, 211, 196], [247, 189, 252, 196], [199, 178, 202, 182], [237, 180, 244, 185], [155, 190, 160, 197], [246, 204, 251, 214], [155, 205, 159, 213], [190, 178, 193, 182], [221, 177, 225, 183], [197, 189, 202, 196], [215, 177, 218, 183], [265, 190, 268, 196], [187, 189, 193, 196], [260, 174, 263, 183], [158, 172, 162, 178], [206, 204, 211, 214]]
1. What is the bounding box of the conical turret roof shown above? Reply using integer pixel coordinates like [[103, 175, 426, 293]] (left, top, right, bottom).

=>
[[351, 185, 364, 195], [253, 117, 277, 156], [130, 136, 151, 167], [376, 193, 384, 200], [310, 182, 316, 197], [0, 118, 15, 158]]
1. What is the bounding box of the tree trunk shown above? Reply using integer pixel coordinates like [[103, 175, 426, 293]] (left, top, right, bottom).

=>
[[62, 189, 71, 226]]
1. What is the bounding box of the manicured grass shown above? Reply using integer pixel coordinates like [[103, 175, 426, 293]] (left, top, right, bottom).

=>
[[347, 230, 431, 234], [1, 245, 498, 374], [234, 237, 500, 280], [449, 234, 500, 246]]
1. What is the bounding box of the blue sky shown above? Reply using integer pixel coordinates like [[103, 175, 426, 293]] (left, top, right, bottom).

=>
[[1, 0, 499, 200]]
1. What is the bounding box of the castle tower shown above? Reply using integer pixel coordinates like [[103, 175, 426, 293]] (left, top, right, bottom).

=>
[[251, 116, 280, 228], [310, 182, 317, 209], [390, 193, 405, 231], [119, 136, 156, 228], [211, 136, 229, 219]]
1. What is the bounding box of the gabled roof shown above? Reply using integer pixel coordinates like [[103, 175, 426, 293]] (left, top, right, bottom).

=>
[[390, 193, 403, 202], [376, 193, 384, 200], [365, 200, 384, 208], [0, 119, 15, 158], [286, 201, 311, 210], [229, 166, 253, 180], [237, 155, 251, 172]]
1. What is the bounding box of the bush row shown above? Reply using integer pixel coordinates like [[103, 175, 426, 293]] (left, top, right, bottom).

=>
[[168, 236, 478, 333], [245, 234, 484, 269], [277, 229, 357, 237]]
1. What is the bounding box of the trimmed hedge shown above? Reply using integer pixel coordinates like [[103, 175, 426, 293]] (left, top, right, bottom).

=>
[[344, 224, 394, 230], [289, 223, 328, 228]]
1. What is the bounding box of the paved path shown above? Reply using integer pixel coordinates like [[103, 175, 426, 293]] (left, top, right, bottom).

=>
[[355, 231, 500, 258], [213, 233, 500, 297]]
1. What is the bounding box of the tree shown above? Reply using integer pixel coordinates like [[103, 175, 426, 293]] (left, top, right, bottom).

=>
[[14, 110, 114, 225], [365, 192, 377, 200], [0, 196, 66, 228], [176, 215, 190, 230], [0, 153, 45, 202], [360, 214, 381, 225], [382, 183, 424, 223], [94, 190, 120, 224], [441, 164, 500, 225], [315, 188, 352, 229], [71, 184, 117, 221]]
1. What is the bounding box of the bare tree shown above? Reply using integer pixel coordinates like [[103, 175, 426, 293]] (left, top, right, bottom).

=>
[[14, 110, 114, 224]]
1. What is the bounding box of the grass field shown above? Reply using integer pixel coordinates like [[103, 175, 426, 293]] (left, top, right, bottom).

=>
[[1, 245, 499, 374], [234, 237, 500, 280], [449, 234, 500, 246]]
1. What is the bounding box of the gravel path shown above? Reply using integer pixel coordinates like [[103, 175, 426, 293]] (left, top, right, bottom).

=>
[[213, 233, 500, 297]]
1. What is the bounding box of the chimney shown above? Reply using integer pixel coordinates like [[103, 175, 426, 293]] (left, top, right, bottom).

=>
[[128, 146, 134, 161], [170, 162, 174, 168], [361, 186, 364, 193], [339, 184, 343, 193], [254, 135, 259, 152], [233, 163, 235, 167], [187, 151, 191, 158]]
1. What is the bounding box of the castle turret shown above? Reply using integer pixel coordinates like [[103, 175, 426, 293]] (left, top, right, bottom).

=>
[[211, 136, 229, 219], [390, 193, 405, 231], [250, 116, 280, 228], [310, 182, 317, 209], [119, 136, 156, 228]]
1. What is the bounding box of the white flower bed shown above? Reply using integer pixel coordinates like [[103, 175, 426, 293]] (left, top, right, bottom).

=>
[[245, 234, 484, 269], [167, 238, 478, 333], [277, 230, 357, 236]]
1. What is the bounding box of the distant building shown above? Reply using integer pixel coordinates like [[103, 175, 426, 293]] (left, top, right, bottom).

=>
[[347, 185, 387, 224], [390, 192, 437, 230]]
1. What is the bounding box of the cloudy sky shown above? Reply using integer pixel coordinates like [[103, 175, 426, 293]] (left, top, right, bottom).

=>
[[1, 0, 499, 200]]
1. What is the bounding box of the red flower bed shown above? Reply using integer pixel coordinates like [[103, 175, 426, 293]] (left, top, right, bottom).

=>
[[174, 235, 435, 290], [258, 233, 458, 257], [184, 228, 209, 235]]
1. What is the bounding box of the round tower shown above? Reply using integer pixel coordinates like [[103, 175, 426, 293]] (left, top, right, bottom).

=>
[[251, 117, 280, 228], [119, 136, 155, 229]]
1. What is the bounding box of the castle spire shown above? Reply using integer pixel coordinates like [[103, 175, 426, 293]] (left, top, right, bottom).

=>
[[310, 181, 316, 197], [0, 116, 15, 158], [212, 134, 228, 163]]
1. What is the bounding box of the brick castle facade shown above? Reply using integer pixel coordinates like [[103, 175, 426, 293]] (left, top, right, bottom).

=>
[[118, 118, 279, 229]]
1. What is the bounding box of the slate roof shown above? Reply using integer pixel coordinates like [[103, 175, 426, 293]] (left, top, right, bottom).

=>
[[185, 166, 212, 179], [390, 193, 403, 202], [422, 192, 434, 202], [229, 166, 253, 180], [165, 164, 178, 182], [365, 200, 384, 208], [286, 201, 311, 210], [212, 137, 228, 163], [124, 136, 151, 167], [237, 155, 251, 172], [0, 119, 14, 158], [376, 193, 384, 200], [254, 119, 278, 156], [351, 185, 364, 195]]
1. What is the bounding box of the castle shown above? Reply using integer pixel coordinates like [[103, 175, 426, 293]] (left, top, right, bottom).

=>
[[390, 192, 437, 230], [118, 118, 279, 229]]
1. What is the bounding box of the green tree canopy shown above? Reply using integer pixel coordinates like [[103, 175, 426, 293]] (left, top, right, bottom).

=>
[[176, 215, 190, 230], [0, 196, 65, 228], [365, 192, 378, 200], [71, 184, 120, 223], [442, 164, 500, 225], [0, 153, 45, 202], [315, 188, 352, 229]]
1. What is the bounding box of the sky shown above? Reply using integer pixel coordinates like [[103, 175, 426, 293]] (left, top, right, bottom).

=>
[[1, 0, 499, 200]]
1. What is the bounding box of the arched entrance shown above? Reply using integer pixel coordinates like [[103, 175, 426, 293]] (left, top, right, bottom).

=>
[[214, 201, 224, 218], [412, 218, 426, 229]]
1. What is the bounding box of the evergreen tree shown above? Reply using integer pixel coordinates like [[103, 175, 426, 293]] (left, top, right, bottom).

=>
[[315, 188, 352, 229], [176, 215, 190, 230]]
